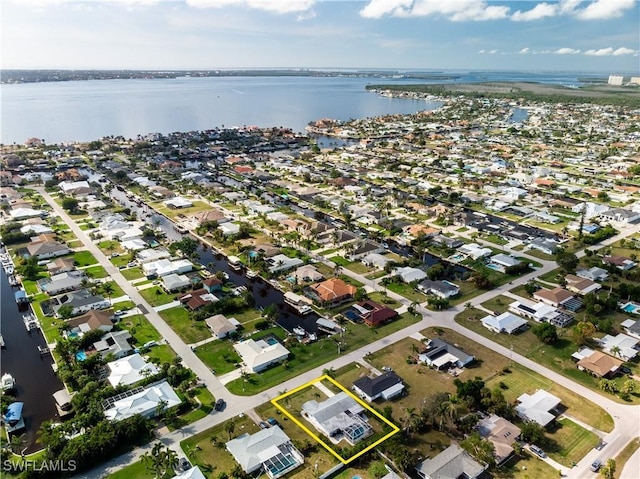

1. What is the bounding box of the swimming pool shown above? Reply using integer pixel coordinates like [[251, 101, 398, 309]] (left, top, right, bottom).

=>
[[75, 351, 87, 361], [622, 302, 640, 314], [486, 263, 502, 272], [343, 310, 361, 322]]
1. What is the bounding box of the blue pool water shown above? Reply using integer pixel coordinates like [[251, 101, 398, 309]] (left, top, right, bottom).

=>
[[623, 304, 639, 313], [486, 263, 502, 271], [343, 310, 360, 322], [75, 351, 87, 361], [286, 276, 296, 283], [67, 331, 79, 338], [265, 337, 278, 346], [249, 251, 259, 259]]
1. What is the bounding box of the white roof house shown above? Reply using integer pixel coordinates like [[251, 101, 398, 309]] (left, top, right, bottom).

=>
[[10, 207, 46, 220], [598, 333, 639, 361], [267, 254, 304, 273], [481, 312, 528, 335], [226, 426, 304, 479], [234, 338, 289, 373], [142, 258, 193, 277], [59, 180, 91, 195], [162, 273, 191, 292], [489, 254, 521, 272], [107, 353, 160, 387], [121, 238, 148, 251], [515, 390, 561, 427], [395, 266, 427, 284], [172, 467, 206, 479], [458, 243, 492, 260], [20, 223, 53, 235], [104, 381, 181, 421], [136, 248, 171, 264], [164, 197, 193, 209]]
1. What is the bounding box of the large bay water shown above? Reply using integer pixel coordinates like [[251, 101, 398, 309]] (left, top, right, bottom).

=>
[[0, 71, 608, 144]]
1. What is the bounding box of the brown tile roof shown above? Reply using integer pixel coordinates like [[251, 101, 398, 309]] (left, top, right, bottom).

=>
[[310, 278, 357, 303], [577, 351, 622, 377], [534, 287, 574, 305]]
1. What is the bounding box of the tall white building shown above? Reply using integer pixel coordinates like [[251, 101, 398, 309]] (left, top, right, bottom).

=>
[[629, 77, 640, 85], [608, 75, 624, 86]]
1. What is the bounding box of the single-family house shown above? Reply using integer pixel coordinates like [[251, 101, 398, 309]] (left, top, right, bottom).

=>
[[267, 254, 304, 274], [301, 392, 373, 445], [59, 180, 92, 197], [573, 348, 622, 378], [20, 223, 53, 235], [9, 207, 47, 220], [103, 381, 181, 421], [53, 290, 110, 317], [203, 277, 223, 293], [347, 241, 385, 260], [533, 287, 582, 311], [564, 274, 601, 296], [599, 208, 640, 225], [352, 372, 405, 402], [417, 279, 460, 299], [178, 288, 219, 310], [477, 415, 521, 465], [66, 309, 114, 336], [418, 338, 474, 370], [308, 278, 357, 306], [205, 314, 238, 339], [528, 238, 559, 255], [142, 258, 193, 277], [93, 330, 133, 359], [136, 248, 171, 264], [361, 253, 391, 270], [164, 197, 193, 209], [458, 243, 492, 260], [395, 266, 427, 284], [234, 338, 290, 373], [162, 273, 191, 292], [121, 238, 148, 251], [47, 257, 76, 275], [226, 426, 304, 479], [603, 255, 637, 271], [38, 271, 86, 295], [315, 317, 343, 335], [107, 353, 160, 387], [292, 265, 323, 283], [489, 254, 521, 273], [598, 333, 639, 361], [509, 300, 574, 327], [515, 390, 561, 427], [347, 300, 398, 327], [416, 444, 486, 479], [621, 319, 640, 340], [481, 312, 528, 335], [172, 467, 206, 479], [26, 239, 70, 259], [577, 267, 610, 282], [219, 222, 241, 236]]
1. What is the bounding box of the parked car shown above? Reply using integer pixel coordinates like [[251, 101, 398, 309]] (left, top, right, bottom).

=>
[[590, 459, 602, 472], [267, 417, 279, 427], [530, 445, 547, 458], [259, 421, 269, 429], [178, 457, 191, 471], [215, 398, 225, 411]]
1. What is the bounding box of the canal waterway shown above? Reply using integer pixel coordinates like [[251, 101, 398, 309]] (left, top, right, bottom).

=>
[[0, 271, 63, 453]]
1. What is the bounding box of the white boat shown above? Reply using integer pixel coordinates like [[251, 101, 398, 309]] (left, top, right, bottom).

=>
[[246, 269, 258, 279], [293, 326, 306, 336], [0, 334, 4, 348], [228, 255, 243, 271], [1, 373, 16, 391]]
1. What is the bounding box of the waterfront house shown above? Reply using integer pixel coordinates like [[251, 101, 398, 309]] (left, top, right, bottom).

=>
[[489, 254, 521, 273], [347, 300, 398, 327], [394, 266, 427, 284], [93, 330, 132, 359], [477, 415, 521, 465], [361, 253, 391, 270], [307, 278, 357, 306], [161, 273, 190, 292], [458, 243, 492, 260], [416, 444, 486, 479], [226, 426, 304, 479], [352, 372, 405, 402], [203, 277, 223, 293], [572, 348, 622, 378], [164, 197, 193, 209], [292, 265, 323, 283], [47, 257, 76, 275], [136, 248, 171, 264], [266, 254, 304, 274], [205, 314, 238, 339], [179, 288, 219, 310], [418, 338, 474, 370], [481, 312, 528, 335], [417, 279, 460, 299], [103, 381, 181, 422], [26, 239, 70, 260], [38, 270, 86, 295], [66, 309, 114, 336], [142, 258, 193, 277], [53, 289, 110, 317], [234, 338, 289, 373], [107, 353, 160, 387], [515, 390, 561, 427], [301, 392, 373, 446], [347, 240, 385, 260]]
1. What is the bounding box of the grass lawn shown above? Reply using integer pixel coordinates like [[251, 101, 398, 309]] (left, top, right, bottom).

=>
[[113, 300, 136, 312], [181, 416, 261, 477], [538, 267, 563, 284], [367, 291, 401, 309], [494, 451, 561, 479], [121, 266, 145, 281], [194, 340, 242, 375], [229, 307, 261, 325], [456, 306, 639, 408], [523, 248, 555, 261], [384, 281, 427, 303], [106, 460, 154, 479], [22, 279, 41, 296], [140, 287, 177, 307], [159, 307, 211, 344], [97, 240, 124, 254], [483, 234, 509, 246], [226, 312, 421, 395], [66, 240, 83, 248], [111, 255, 134, 268], [545, 418, 599, 466], [145, 344, 176, 364], [73, 250, 98, 266], [152, 200, 211, 220], [169, 387, 216, 430], [614, 437, 640, 479], [83, 265, 109, 279], [119, 315, 161, 346], [329, 255, 351, 267], [480, 295, 513, 315], [338, 274, 364, 288]]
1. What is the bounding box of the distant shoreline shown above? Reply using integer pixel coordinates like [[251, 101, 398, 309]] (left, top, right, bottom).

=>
[[366, 81, 640, 107]]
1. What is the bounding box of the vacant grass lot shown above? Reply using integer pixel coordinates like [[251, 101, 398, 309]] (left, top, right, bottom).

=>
[[119, 315, 161, 346], [121, 266, 145, 281], [106, 460, 153, 479], [139, 287, 177, 306], [384, 280, 427, 302], [97, 240, 124, 254], [226, 312, 421, 395], [159, 307, 211, 344], [480, 295, 514, 315], [151, 200, 211, 220], [456, 307, 639, 407], [73, 250, 98, 266], [83, 265, 109, 279], [194, 340, 242, 375], [545, 418, 599, 466], [145, 344, 176, 364]]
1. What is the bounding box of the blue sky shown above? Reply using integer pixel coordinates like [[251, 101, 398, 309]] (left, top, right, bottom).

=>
[[1, 0, 638, 72]]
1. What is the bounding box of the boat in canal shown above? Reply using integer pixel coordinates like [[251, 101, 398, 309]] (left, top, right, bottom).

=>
[[1, 373, 16, 391], [23, 313, 39, 332], [0, 334, 5, 348], [292, 326, 306, 336], [228, 255, 243, 271], [14, 289, 29, 306]]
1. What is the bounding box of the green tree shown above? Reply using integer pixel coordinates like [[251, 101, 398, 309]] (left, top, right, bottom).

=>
[[461, 431, 496, 467], [368, 462, 387, 479], [58, 304, 74, 319], [62, 197, 79, 212], [572, 321, 596, 346], [17, 255, 42, 281], [520, 422, 546, 445], [142, 442, 178, 479], [532, 322, 558, 344], [225, 419, 236, 440], [556, 250, 579, 273], [600, 458, 616, 479], [262, 304, 279, 323]]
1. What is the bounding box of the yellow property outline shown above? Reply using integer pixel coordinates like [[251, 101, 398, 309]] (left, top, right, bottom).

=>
[[271, 374, 400, 464]]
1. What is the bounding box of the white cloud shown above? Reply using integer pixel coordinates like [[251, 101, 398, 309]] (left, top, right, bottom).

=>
[[186, 0, 316, 14], [360, 0, 510, 21], [576, 0, 636, 20], [519, 47, 530, 54], [554, 47, 580, 54], [512, 2, 557, 21], [584, 46, 638, 56], [296, 8, 316, 21], [359, 0, 412, 19], [585, 47, 614, 56], [612, 47, 636, 56]]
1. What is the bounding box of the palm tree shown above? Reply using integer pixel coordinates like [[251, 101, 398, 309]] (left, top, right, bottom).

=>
[[142, 442, 176, 479], [610, 345, 622, 358], [225, 419, 236, 440], [102, 282, 115, 303]]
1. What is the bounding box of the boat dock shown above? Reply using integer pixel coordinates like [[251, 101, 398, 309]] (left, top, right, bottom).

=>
[[23, 314, 40, 332]]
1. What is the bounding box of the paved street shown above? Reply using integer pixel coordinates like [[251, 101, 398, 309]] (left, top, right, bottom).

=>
[[41, 187, 639, 479]]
